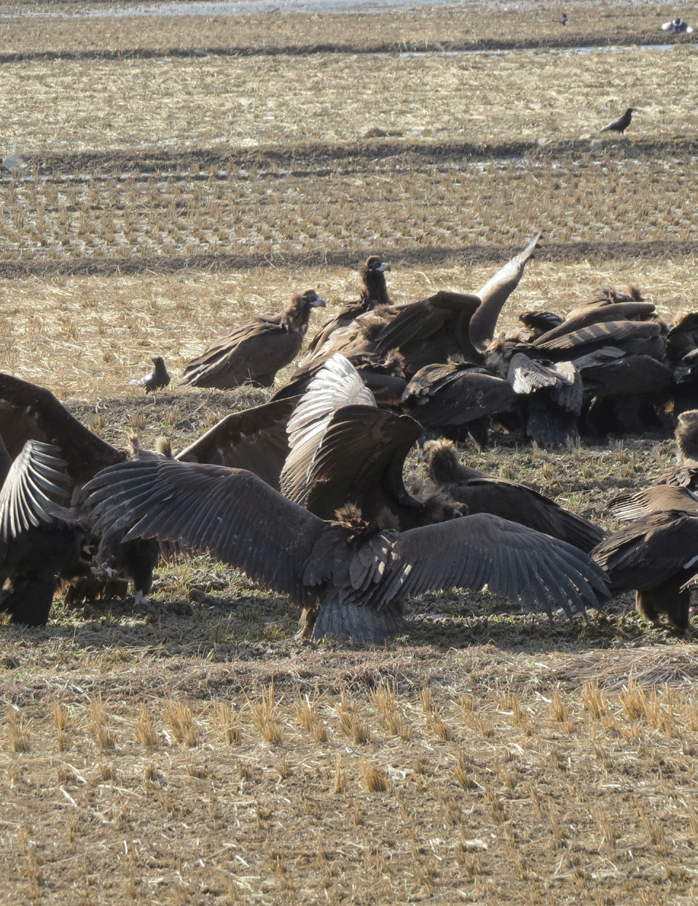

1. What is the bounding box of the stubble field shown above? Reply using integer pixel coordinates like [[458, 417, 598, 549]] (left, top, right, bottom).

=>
[[0, 2, 697, 904]]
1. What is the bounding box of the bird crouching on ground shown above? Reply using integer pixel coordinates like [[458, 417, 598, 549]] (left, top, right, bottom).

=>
[[662, 18, 693, 34], [600, 108, 636, 135], [84, 458, 610, 644], [181, 290, 326, 389], [423, 438, 604, 553], [130, 356, 171, 393]]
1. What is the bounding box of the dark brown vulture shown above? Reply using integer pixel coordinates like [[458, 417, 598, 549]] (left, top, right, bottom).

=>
[[181, 290, 326, 389], [130, 356, 171, 393], [593, 494, 698, 630], [663, 409, 698, 489], [85, 459, 609, 644], [307, 256, 392, 354], [0, 436, 91, 625], [279, 353, 456, 529], [401, 360, 518, 447], [424, 438, 604, 553]]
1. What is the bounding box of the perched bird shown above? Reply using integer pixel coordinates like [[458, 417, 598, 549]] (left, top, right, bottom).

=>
[[661, 18, 693, 34], [181, 290, 326, 389], [559, 13, 568, 26], [85, 458, 609, 644], [599, 108, 636, 135], [130, 356, 171, 393], [307, 256, 392, 354], [424, 439, 604, 553], [0, 436, 91, 626]]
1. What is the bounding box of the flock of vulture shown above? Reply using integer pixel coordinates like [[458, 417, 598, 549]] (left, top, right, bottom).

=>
[[2, 234, 698, 643]]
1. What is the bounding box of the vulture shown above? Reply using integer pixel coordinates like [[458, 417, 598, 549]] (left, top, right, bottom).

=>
[[307, 256, 392, 354], [305, 234, 541, 382], [401, 360, 518, 447], [279, 353, 459, 529], [424, 438, 604, 553], [0, 436, 91, 626], [593, 493, 698, 631], [663, 409, 698, 489], [85, 459, 610, 644], [181, 290, 326, 389], [0, 372, 165, 602], [130, 356, 171, 393], [599, 108, 636, 135]]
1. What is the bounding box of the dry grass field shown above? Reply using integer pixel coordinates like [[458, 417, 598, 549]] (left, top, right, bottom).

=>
[[0, 1, 697, 903]]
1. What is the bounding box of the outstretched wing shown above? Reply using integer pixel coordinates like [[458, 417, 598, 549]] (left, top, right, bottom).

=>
[[372, 514, 609, 617], [0, 372, 124, 489], [176, 396, 298, 490], [469, 232, 542, 352], [85, 460, 326, 607], [0, 439, 72, 543]]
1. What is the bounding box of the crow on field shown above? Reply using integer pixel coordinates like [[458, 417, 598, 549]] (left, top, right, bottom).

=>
[[600, 108, 636, 135]]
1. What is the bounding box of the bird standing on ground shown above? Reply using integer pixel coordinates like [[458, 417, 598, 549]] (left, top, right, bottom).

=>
[[600, 108, 636, 135], [181, 290, 326, 389], [559, 13, 568, 26], [130, 356, 171, 393]]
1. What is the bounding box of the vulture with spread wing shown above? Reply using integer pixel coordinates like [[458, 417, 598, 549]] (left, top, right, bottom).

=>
[[181, 290, 326, 389], [86, 457, 609, 644], [593, 493, 698, 631]]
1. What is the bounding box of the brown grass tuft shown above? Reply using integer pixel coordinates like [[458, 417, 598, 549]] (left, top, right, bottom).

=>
[[164, 701, 200, 747], [136, 704, 160, 749], [213, 701, 242, 744], [5, 706, 30, 753], [249, 686, 283, 746], [359, 757, 388, 793], [90, 695, 115, 751]]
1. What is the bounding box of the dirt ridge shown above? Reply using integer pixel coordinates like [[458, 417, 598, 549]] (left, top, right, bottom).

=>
[[0, 240, 694, 279]]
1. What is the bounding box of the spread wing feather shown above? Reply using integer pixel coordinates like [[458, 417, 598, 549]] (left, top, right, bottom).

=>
[[176, 396, 297, 490], [0, 440, 73, 543], [85, 460, 326, 606], [373, 515, 609, 616], [0, 372, 124, 488]]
